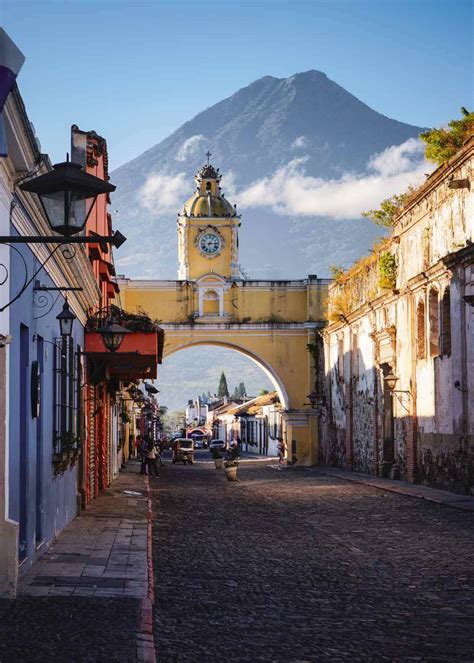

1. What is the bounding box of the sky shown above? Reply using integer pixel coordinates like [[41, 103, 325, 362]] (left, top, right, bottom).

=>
[[2, 0, 473, 171]]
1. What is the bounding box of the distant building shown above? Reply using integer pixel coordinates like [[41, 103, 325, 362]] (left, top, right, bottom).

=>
[[321, 137, 473, 494]]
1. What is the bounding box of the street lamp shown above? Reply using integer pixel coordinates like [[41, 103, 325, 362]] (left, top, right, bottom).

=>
[[0, 158, 126, 312], [56, 300, 76, 337], [384, 370, 399, 392], [19, 159, 115, 237], [98, 319, 131, 353]]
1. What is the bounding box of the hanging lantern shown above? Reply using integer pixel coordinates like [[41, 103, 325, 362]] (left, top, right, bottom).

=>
[[20, 160, 115, 236], [56, 300, 76, 337]]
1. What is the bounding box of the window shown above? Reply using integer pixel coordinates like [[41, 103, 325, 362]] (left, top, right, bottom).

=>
[[203, 289, 220, 316], [337, 335, 344, 380], [416, 298, 426, 360], [53, 337, 80, 454], [428, 288, 440, 357], [441, 287, 451, 356], [351, 331, 359, 378]]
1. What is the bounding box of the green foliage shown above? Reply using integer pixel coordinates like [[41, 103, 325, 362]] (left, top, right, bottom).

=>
[[218, 371, 230, 398], [378, 252, 397, 290], [362, 191, 412, 228], [258, 389, 269, 396], [420, 107, 474, 166], [238, 381, 247, 397]]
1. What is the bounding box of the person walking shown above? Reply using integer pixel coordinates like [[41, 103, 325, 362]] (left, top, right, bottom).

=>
[[146, 437, 159, 477], [139, 436, 148, 475], [157, 439, 165, 467], [277, 438, 287, 465]]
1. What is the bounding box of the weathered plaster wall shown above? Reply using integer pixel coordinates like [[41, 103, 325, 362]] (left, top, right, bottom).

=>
[[323, 139, 474, 494]]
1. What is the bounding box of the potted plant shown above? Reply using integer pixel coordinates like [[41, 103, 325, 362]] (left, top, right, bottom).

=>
[[223, 444, 239, 481], [223, 458, 239, 481], [211, 447, 223, 469]]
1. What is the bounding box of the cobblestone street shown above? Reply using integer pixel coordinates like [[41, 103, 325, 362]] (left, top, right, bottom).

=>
[[152, 456, 474, 662]]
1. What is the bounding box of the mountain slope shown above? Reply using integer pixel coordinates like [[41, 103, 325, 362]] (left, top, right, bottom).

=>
[[110, 70, 427, 409], [111, 70, 425, 281]]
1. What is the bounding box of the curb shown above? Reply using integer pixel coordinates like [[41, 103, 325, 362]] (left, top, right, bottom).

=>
[[137, 475, 157, 663], [318, 469, 474, 512]]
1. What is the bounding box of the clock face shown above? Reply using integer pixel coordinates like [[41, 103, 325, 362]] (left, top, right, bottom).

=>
[[199, 232, 221, 255]]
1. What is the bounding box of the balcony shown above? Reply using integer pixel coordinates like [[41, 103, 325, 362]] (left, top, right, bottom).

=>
[[85, 306, 164, 380]]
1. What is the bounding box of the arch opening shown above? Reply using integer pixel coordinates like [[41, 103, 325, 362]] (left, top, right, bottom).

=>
[[162, 340, 290, 410]]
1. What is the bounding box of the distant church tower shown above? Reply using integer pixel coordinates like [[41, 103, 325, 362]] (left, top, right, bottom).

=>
[[177, 159, 241, 281]]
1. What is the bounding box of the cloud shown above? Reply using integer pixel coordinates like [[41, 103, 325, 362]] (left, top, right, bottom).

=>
[[236, 139, 432, 220], [175, 134, 206, 162], [368, 137, 424, 177], [220, 169, 237, 197], [140, 171, 188, 215], [291, 136, 308, 149], [115, 252, 149, 267]]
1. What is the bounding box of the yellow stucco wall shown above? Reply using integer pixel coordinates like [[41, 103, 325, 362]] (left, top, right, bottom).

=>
[[119, 279, 328, 325]]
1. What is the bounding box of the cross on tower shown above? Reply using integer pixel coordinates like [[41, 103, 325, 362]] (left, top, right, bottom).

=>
[[205, 151, 211, 165]]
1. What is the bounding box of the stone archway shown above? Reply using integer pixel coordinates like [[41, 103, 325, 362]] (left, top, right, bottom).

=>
[[163, 339, 291, 410]]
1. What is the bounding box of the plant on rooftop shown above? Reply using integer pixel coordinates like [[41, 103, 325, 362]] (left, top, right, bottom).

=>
[[362, 189, 415, 228], [378, 252, 397, 290], [420, 107, 474, 166], [329, 265, 345, 281]]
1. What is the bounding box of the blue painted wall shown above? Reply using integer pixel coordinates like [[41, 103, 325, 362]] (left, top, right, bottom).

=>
[[8, 231, 84, 567]]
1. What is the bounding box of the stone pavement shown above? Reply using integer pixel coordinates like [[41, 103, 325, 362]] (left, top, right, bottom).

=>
[[0, 461, 156, 663], [18, 463, 149, 598], [151, 454, 474, 662], [318, 467, 474, 511]]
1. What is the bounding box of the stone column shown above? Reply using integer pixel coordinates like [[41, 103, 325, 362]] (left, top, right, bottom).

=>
[[281, 410, 319, 466]]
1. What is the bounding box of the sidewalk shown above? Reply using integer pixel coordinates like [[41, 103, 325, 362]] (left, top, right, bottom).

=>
[[0, 461, 156, 663], [19, 462, 150, 598], [316, 467, 474, 511]]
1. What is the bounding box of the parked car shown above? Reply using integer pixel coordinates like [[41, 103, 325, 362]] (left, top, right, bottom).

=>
[[209, 439, 227, 453], [192, 435, 207, 449]]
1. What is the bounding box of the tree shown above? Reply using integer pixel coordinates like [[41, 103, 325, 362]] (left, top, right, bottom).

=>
[[217, 371, 229, 398], [420, 107, 474, 166], [258, 389, 269, 396], [362, 191, 413, 228], [233, 385, 240, 398], [238, 381, 247, 397]]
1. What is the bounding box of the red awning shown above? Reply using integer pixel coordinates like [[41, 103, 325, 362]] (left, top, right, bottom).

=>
[[85, 330, 161, 380]]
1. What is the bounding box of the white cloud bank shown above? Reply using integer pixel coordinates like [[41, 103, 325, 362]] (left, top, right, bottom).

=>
[[138, 138, 433, 222], [175, 134, 206, 162], [140, 171, 188, 215], [236, 138, 432, 220]]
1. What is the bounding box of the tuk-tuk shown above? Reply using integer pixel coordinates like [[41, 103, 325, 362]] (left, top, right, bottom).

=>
[[172, 438, 194, 465]]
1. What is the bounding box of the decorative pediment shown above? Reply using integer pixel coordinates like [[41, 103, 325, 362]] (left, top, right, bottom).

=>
[[371, 325, 397, 366]]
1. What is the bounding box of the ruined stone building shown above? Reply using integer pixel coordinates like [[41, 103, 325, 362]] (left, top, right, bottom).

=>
[[321, 137, 473, 494]]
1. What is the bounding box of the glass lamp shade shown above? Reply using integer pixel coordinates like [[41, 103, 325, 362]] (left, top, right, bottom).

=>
[[19, 161, 116, 237], [56, 300, 76, 337], [384, 371, 399, 392], [98, 320, 131, 353]]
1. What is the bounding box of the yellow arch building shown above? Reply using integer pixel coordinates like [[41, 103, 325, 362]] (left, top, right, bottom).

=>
[[118, 162, 329, 464]]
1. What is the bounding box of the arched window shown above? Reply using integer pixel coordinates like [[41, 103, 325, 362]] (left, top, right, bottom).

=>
[[203, 289, 219, 316], [416, 298, 426, 360], [428, 288, 440, 357], [206, 181, 212, 192], [441, 287, 451, 356]]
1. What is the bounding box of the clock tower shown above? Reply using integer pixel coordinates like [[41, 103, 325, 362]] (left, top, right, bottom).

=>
[[177, 161, 241, 282]]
